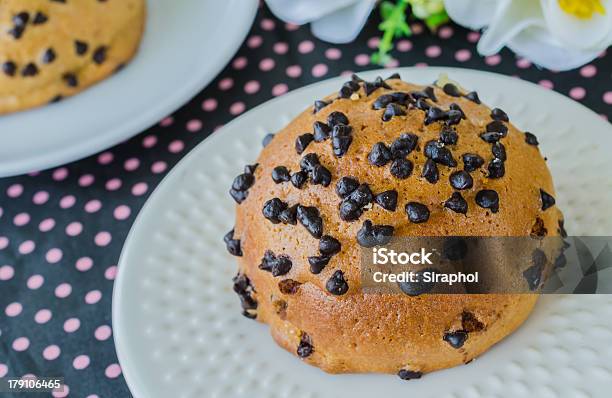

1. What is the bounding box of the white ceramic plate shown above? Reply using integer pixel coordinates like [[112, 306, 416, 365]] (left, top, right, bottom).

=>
[[0, 0, 258, 178], [113, 68, 612, 398]]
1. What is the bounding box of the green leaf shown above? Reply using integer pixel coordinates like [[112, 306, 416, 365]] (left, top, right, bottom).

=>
[[380, 1, 395, 19], [425, 10, 449, 31]]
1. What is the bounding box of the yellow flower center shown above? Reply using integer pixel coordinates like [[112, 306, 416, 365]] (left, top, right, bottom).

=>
[[558, 0, 606, 19]]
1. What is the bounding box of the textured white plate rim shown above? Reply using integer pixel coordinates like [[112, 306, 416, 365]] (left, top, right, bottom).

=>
[[0, 0, 258, 178], [113, 67, 612, 398]]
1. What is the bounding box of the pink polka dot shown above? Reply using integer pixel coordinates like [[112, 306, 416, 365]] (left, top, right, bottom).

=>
[[285, 22, 299, 31], [580, 64, 597, 78], [73, 355, 90, 370], [230, 102, 246, 115], [59, 195, 76, 209], [18, 240, 35, 254], [95, 325, 112, 341], [151, 161, 167, 174], [66, 222, 82, 238], [414, 62, 428, 68], [52, 384, 69, 398], [95, 231, 112, 247], [425, 45, 441, 58], [354, 54, 370, 66], [106, 178, 122, 191], [7, 183, 23, 198], [45, 248, 63, 264], [142, 135, 157, 148], [104, 265, 117, 280], [13, 212, 30, 226], [124, 158, 140, 171], [539, 80, 554, 89], [312, 63, 328, 77], [159, 116, 173, 127], [5, 302, 22, 317], [87, 395, 99, 398], [569, 86, 586, 100], [186, 119, 202, 132], [325, 48, 342, 60], [367, 37, 380, 49], [0, 364, 7, 378], [385, 59, 399, 68], [439, 26, 454, 39], [39, 218, 56, 232], [27, 274, 44, 289], [244, 80, 260, 94], [232, 56, 247, 70], [273, 42, 288, 54], [55, 283, 72, 298], [52, 167, 68, 181], [603, 91, 612, 104], [114, 205, 131, 220], [298, 40, 314, 54], [455, 49, 472, 62], [78, 174, 95, 187], [218, 77, 234, 90], [32, 191, 49, 205], [247, 35, 262, 48], [168, 140, 184, 153], [516, 58, 532, 69], [12, 337, 30, 351], [272, 83, 288, 97], [35, 309, 52, 324], [85, 199, 102, 213], [396, 39, 412, 52], [0, 236, 8, 250], [0, 265, 14, 280], [411, 23, 424, 34], [131, 182, 148, 196], [286, 65, 302, 78], [260, 18, 275, 31], [202, 98, 217, 112], [105, 364, 122, 379], [76, 257, 93, 272], [43, 345, 61, 361], [485, 54, 501, 65], [98, 152, 114, 165], [85, 290, 102, 304], [467, 31, 480, 43], [64, 318, 81, 333], [259, 58, 275, 71]]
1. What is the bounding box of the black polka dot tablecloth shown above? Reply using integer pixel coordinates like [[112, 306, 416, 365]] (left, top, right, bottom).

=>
[[0, 4, 610, 397]]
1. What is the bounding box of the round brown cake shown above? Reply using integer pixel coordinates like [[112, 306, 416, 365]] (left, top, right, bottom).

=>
[[224, 73, 565, 379]]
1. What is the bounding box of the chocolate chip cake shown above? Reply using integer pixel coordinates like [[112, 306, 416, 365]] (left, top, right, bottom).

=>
[[0, 0, 145, 114], [225, 73, 565, 378]]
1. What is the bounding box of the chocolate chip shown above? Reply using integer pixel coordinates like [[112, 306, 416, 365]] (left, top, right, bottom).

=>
[[356, 220, 394, 247], [558, 219, 568, 238], [319, 235, 341, 255], [368, 142, 392, 166], [229, 189, 248, 203], [8, 25, 25, 39], [2, 61, 16, 77], [386, 72, 401, 80], [21, 63, 38, 77], [525, 132, 539, 146], [338, 80, 360, 98], [262, 198, 287, 224], [415, 97, 431, 111], [290, 171, 307, 188], [339, 183, 373, 221], [336, 176, 359, 198], [62, 73, 78, 87], [555, 253, 567, 269], [327, 111, 349, 127], [443, 237, 468, 261], [443, 331, 468, 348], [244, 164, 258, 174], [331, 124, 352, 157], [390, 158, 413, 179], [297, 205, 323, 238], [439, 126, 458, 145], [310, 164, 332, 186], [540, 189, 555, 211], [382, 103, 406, 121], [424, 106, 446, 125], [93, 46, 108, 64], [398, 369, 423, 380], [424, 140, 457, 167], [233, 273, 257, 318], [449, 103, 466, 119], [300, 153, 320, 172], [445, 109, 463, 126], [444, 192, 468, 214], [462, 153, 484, 172], [279, 204, 298, 225], [423, 86, 438, 102], [308, 255, 330, 274], [33, 12, 48, 24], [278, 279, 301, 295], [223, 229, 242, 256], [492, 142, 506, 161], [372, 92, 411, 110], [523, 249, 546, 290], [50, 95, 63, 103], [313, 121, 331, 142], [421, 159, 439, 183], [487, 158, 505, 178], [398, 268, 437, 296], [259, 250, 292, 277], [261, 133, 275, 147], [297, 333, 313, 357], [464, 91, 481, 104], [475, 190, 499, 213], [326, 270, 349, 295], [13, 12, 29, 27], [295, 133, 314, 154], [42, 48, 56, 64], [75, 40, 88, 55], [411, 88, 436, 102], [313, 100, 330, 113], [363, 76, 391, 96], [374, 190, 398, 211], [349, 183, 373, 205], [486, 120, 508, 136], [479, 132, 503, 143], [390, 133, 418, 158], [491, 107, 509, 122], [405, 202, 430, 223], [232, 173, 255, 191], [443, 83, 461, 97], [449, 170, 473, 190]]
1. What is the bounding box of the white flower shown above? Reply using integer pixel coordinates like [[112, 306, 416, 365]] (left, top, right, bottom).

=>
[[265, 0, 377, 43], [444, 0, 612, 70]]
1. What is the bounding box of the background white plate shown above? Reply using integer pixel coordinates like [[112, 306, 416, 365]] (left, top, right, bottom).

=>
[[0, 0, 258, 178], [114, 68, 612, 398]]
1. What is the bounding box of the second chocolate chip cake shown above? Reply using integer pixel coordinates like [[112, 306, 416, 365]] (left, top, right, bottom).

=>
[[225, 73, 565, 378]]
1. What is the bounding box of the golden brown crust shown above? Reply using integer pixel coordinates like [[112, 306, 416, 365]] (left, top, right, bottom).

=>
[[0, 0, 145, 114], [232, 75, 563, 376]]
